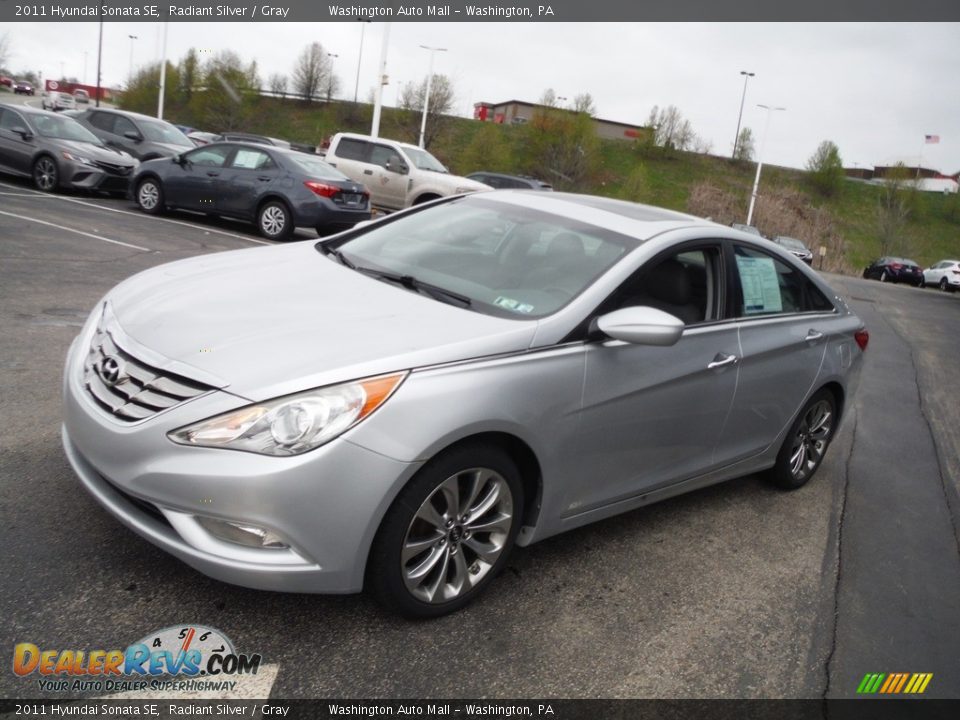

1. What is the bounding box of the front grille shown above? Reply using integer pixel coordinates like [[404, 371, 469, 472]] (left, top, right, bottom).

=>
[[93, 160, 133, 176], [83, 327, 214, 422]]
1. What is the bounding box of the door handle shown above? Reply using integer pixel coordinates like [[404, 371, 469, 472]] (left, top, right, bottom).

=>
[[363, 169, 373, 175], [206, 171, 220, 177], [257, 176, 272, 182], [805, 329, 825, 342], [707, 353, 739, 370]]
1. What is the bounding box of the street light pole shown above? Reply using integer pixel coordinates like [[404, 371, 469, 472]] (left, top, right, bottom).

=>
[[127, 35, 138, 86], [95, 20, 103, 107], [370, 22, 391, 138], [353, 18, 371, 103], [418, 45, 447, 149], [157, 22, 168, 119], [326, 53, 339, 101], [746, 103, 786, 226], [732, 70, 754, 159]]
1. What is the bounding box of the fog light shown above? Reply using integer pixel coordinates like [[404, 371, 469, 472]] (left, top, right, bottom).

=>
[[197, 517, 289, 549]]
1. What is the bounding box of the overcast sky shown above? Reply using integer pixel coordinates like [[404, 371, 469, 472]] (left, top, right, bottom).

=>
[[5, 22, 959, 172]]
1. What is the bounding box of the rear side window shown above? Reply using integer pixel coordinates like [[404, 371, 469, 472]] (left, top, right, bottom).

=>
[[335, 138, 368, 161], [230, 149, 274, 170], [187, 146, 232, 168], [733, 245, 834, 317]]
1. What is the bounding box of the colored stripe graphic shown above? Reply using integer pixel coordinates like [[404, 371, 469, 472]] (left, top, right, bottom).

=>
[[857, 672, 932, 694]]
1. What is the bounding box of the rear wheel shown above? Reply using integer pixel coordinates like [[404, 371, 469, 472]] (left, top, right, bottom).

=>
[[767, 389, 837, 490], [879, 270, 888, 282], [367, 443, 523, 618], [136, 177, 164, 214], [257, 200, 293, 241], [33, 156, 59, 192], [940, 278, 949, 292]]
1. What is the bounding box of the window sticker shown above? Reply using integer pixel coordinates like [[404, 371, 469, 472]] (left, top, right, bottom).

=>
[[736, 255, 783, 314], [493, 296, 535, 314], [233, 150, 264, 169]]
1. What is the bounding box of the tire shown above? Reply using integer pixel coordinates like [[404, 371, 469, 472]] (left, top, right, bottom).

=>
[[257, 200, 293, 241], [940, 278, 949, 292], [879, 270, 888, 282], [33, 156, 59, 192], [766, 389, 838, 490], [367, 443, 524, 618], [412, 193, 442, 206], [136, 177, 164, 215]]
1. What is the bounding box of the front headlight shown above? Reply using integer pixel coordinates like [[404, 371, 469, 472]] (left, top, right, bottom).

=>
[[168, 372, 407, 456], [61, 151, 95, 166]]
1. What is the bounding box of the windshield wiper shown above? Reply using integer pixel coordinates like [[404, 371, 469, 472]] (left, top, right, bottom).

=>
[[321, 244, 357, 269], [359, 268, 472, 308]]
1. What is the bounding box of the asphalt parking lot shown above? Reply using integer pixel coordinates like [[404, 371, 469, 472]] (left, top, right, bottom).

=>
[[1, 176, 958, 700]]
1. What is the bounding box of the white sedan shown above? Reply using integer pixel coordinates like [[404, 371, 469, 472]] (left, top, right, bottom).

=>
[[922, 259, 960, 292]]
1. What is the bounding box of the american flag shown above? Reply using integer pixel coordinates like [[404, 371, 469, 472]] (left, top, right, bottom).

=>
[[925, 135, 940, 144]]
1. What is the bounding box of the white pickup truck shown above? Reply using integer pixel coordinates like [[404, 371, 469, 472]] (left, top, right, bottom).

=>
[[323, 132, 490, 211]]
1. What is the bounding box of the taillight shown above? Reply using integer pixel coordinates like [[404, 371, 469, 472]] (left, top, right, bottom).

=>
[[854, 329, 869, 351], [889, 263, 902, 270], [304, 181, 339, 198], [952, 270, 960, 275]]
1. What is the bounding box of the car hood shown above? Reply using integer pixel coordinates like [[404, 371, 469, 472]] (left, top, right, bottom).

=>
[[419, 172, 491, 193], [106, 242, 536, 401], [55, 139, 137, 165]]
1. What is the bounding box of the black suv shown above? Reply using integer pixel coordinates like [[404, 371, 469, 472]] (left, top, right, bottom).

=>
[[72, 108, 194, 161]]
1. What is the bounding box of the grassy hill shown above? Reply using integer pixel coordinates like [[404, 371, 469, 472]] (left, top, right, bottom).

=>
[[145, 92, 960, 275]]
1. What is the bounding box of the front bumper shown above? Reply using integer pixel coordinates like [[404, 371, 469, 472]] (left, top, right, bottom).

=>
[[62, 161, 135, 193], [62, 326, 421, 594]]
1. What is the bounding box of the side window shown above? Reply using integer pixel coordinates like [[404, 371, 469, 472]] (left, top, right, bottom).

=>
[[370, 144, 401, 169], [0, 108, 24, 131], [186, 146, 232, 167], [230, 149, 274, 170], [604, 247, 721, 326], [335, 138, 368, 161], [87, 112, 115, 133], [733, 245, 833, 317], [113, 116, 138, 137]]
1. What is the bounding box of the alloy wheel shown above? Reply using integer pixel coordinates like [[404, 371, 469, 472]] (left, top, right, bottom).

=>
[[400, 467, 514, 604], [260, 205, 287, 237], [34, 158, 57, 191], [138, 181, 159, 210], [788, 399, 833, 481], [941, 278, 949, 291]]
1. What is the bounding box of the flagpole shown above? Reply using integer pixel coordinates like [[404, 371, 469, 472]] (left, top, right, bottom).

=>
[[916, 136, 923, 181]]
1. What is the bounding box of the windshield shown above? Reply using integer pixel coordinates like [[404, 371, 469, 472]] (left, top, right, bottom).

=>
[[328, 196, 631, 318], [777, 237, 807, 251], [404, 146, 447, 173], [287, 155, 349, 181], [139, 120, 193, 147], [32, 114, 101, 144]]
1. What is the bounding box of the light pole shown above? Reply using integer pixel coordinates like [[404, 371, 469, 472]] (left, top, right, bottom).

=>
[[157, 22, 168, 119], [746, 103, 786, 226], [326, 52, 338, 101], [732, 70, 754, 159], [127, 34, 138, 86], [95, 19, 103, 107], [370, 23, 391, 138], [418, 44, 447, 149], [353, 18, 372, 103]]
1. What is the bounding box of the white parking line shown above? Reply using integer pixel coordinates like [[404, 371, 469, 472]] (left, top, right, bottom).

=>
[[0, 180, 272, 246], [0, 209, 151, 252], [0, 191, 45, 197], [96, 663, 280, 700]]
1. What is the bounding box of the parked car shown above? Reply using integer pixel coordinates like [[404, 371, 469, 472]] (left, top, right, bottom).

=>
[[731, 222, 763, 237], [0, 77, 13, 89], [466, 171, 553, 191], [73, 89, 90, 104], [41, 90, 77, 112], [324, 132, 490, 210], [772, 236, 814, 265], [62, 192, 866, 618], [13, 80, 35, 95], [72, 108, 194, 161], [862, 257, 924, 285], [0, 104, 138, 193], [131, 141, 370, 239], [186, 131, 219, 146], [922, 259, 960, 292]]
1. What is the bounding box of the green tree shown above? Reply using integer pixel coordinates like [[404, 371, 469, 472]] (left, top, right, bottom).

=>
[[877, 162, 913, 256], [120, 62, 182, 119], [191, 50, 260, 131], [521, 98, 599, 190], [292, 42, 333, 101], [733, 127, 755, 162], [398, 74, 455, 149], [456, 122, 514, 176], [179, 49, 199, 102], [806, 140, 844, 197]]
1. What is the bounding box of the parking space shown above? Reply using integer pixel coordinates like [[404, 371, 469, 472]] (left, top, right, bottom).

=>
[[1, 196, 958, 700]]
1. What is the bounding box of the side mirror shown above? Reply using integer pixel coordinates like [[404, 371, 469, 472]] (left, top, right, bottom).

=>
[[123, 130, 143, 142], [12, 126, 33, 141], [595, 306, 684, 347]]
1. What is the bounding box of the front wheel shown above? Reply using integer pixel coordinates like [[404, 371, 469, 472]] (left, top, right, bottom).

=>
[[257, 200, 293, 241], [367, 443, 524, 618], [940, 278, 950, 292], [879, 270, 888, 282], [136, 177, 164, 214], [767, 389, 837, 490], [33, 156, 59, 192]]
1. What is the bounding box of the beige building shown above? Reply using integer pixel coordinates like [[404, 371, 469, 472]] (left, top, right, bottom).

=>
[[474, 100, 650, 142]]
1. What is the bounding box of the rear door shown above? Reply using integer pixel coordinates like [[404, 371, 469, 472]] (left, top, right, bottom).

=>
[[163, 144, 234, 211], [215, 147, 279, 219], [715, 243, 836, 465]]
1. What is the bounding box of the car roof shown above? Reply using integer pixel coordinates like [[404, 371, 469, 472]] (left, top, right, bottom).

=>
[[12, 105, 69, 118]]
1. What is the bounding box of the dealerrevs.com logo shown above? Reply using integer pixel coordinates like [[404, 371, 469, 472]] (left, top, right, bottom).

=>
[[13, 625, 262, 694]]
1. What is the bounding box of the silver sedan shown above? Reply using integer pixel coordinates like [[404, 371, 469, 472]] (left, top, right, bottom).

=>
[[62, 192, 867, 617]]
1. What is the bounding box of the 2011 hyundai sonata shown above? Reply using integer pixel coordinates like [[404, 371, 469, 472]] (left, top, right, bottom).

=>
[[62, 192, 867, 617]]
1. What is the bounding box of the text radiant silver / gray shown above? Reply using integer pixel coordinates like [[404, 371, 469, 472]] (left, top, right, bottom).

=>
[[62, 191, 866, 617]]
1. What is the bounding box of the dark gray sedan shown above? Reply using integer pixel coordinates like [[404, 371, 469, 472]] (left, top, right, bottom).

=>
[[131, 142, 371, 239], [0, 104, 138, 193]]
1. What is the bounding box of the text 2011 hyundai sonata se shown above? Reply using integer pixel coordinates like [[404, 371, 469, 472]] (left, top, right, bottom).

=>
[[63, 192, 867, 617]]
